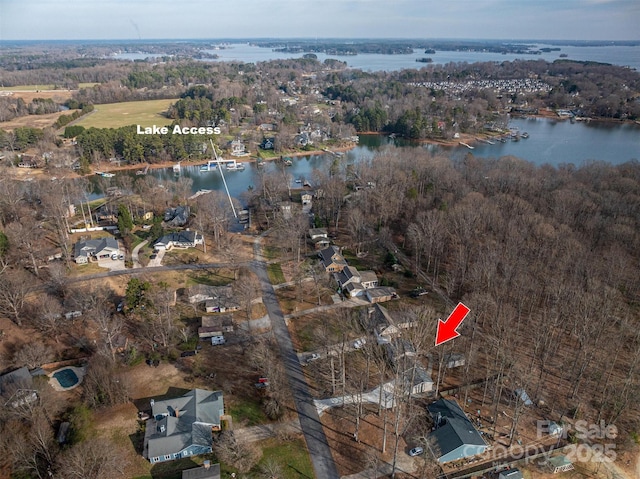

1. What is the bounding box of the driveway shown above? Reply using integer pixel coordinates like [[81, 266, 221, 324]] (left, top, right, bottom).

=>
[[131, 240, 148, 268], [97, 257, 126, 271], [147, 249, 165, 267]]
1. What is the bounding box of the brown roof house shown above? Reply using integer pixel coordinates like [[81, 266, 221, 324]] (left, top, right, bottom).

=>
[[198, 315, 234, 339]]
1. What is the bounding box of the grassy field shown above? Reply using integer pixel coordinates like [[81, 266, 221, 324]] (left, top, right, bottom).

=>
[[266, 263, 286, 284], [75, 99, 177, 129], [0, 83, 98, 91]]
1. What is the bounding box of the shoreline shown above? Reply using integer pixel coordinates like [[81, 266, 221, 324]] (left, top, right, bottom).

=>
[[90, 142, 358, 175]]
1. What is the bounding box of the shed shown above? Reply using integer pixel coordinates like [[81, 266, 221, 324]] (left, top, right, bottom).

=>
[[365, 287, 397, 304], [498, 469, 524, 479], [547, 455, 574, 474]]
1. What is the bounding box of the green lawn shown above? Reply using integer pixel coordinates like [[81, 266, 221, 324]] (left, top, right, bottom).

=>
[[227, 398, 268, 427], [258, 438, 314, 479], [75, 99, 177, 129], [266, 263, 286, 284]]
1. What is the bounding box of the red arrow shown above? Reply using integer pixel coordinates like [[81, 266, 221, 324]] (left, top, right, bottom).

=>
[[435, 302, 470, 346]]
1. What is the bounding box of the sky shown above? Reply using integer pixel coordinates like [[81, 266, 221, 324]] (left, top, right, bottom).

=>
[[0, 0, 638, 41]]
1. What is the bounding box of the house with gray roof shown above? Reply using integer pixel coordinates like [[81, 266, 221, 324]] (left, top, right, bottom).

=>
[[498, 469, 524, 479], [182, 461, 220, 479], [308, 228, 330, 249], [0, 367, 38, 407], [164, 206, 190, 227], [154, 230, 204, 251], [427, 398, 488, 463], [335, 266, 378, 297], [146, 389, 224, 464], [362, 304, 400, 344], [73, 237, 120, 264], [319, 246, 347, 273]]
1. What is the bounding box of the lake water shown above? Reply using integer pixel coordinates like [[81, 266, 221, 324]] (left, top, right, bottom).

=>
[[109, 43, 640, 197], [113, 43, 640, 71], [108, 117, 638, 203], [203, 44, 640, 71]]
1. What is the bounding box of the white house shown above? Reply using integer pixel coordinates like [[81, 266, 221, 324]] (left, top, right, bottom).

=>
[[154, 231, 204, 251], [73, 237, 120, 264]]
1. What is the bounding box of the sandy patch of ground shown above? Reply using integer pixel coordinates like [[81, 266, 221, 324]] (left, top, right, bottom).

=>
[[321, 406, 415, 476], [0, 109, 80, 130], [0, 89, 74, 103]]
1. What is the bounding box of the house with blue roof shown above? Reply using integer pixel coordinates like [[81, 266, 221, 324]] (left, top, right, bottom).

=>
[[427, 398, 488, 463], [145, 389, 224, 464]]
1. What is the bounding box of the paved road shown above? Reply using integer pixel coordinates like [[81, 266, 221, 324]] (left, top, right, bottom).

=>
[[251, 237, 340, 479]]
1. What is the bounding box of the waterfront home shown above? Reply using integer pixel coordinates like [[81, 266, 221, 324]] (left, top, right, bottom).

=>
[[259, 137, 275, 150]]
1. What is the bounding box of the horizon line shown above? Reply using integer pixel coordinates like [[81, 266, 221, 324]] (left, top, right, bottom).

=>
[[1, 37, 638, 43]]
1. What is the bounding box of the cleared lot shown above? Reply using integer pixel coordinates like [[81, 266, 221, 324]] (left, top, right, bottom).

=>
[[74, 99, 176, 128]]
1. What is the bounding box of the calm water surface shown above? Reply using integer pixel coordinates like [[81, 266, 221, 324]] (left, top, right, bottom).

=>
[[104, 118, 637, 203], [113, 43, 640, 71]]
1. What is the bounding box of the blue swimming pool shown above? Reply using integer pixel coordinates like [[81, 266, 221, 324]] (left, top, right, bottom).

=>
[[53, 368, 79, 388]]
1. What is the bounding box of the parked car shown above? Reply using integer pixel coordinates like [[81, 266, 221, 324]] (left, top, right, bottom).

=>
[[255, 377, 270, 389], [116, 301, 124, 312], [353, 338, 367, 349], [149, 254, 157, 260], [410, 287, 428, 298], [180, 350, 197, 357], [211, 335, 226, 346], [305, 353, 320, 364], [408, 446, 424, 457]]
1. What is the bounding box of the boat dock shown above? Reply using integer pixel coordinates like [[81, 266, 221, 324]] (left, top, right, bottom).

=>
[[189, 189, 213, 200], [322, 148, 345, 157]]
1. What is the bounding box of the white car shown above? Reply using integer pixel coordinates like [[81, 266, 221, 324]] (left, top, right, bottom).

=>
[[353, 338, 367, 349], [408, 446, 424, 457], [306, 353, 320, 363]]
